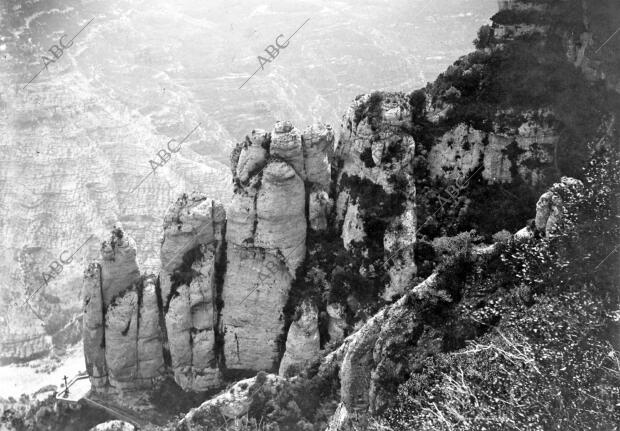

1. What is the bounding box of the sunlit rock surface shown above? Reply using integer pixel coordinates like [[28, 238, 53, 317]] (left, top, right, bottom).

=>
[[105, 289, 139, 389], [178, 374, 284, 428], [160, 193, 226, 391], [279, 300, 321, 377], [302, 123, 335, 189], [82, 228, 165, 391], [427, 120, 556, 185], [100, 225, 141, 306], [159, 193, 226, 305], [89, 420, 136, 431], [254, 161, 306, 273], [220, 121, 332, 373], [137, 277, 165, 384], [82, 263, 108, 389], [221, 247, 292, 371], [270, 121, 306, 179]]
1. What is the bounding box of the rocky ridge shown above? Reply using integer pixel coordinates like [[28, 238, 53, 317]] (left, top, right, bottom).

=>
[[79, 2, 620, 429], [82, 121, 338, 391]]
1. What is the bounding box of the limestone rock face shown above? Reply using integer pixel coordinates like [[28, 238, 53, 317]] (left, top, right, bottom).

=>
[[166, 244, 222, 391], [255, 161, 307, 273], [161, 193, 225, 392], [336, 93, 415, 191], [235, 129, 269, 183], [279, 300, 321, 377], [320, 274, 449, 430], [226, 188, 258, 245], [105, 290, 139, 389], [533, 176, 583, 236], [426, 118, 556, 186], [222, 247, 292, 371], [535, 191, 562, 234], [383, 200, 417, 300], [82, 120, 335, 390], [514, 225, 534, 241], [100, 226, 140, 305], [165, 280, 221, 391], [270, 121, 305, 179], [341, 203, 366, 249], [326, 403, 352, 431], [82, 263, 108, 388], [302, 123, 334, 189], [160, 193, 226, 304], [178, 374, 285, 429], [222, 153, 303, 373], [220, 121, 332, 374], [166, 286, 192, 380], [137, 277, 164, 384], [82, 227, 166, 392], [334, 92, 417, 298], [89, 420, 136, 431]]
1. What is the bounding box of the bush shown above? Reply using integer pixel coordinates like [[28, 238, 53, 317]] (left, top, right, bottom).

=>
[[492, 229, 512, 243]]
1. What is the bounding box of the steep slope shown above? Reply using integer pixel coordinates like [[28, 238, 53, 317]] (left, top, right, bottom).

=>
[[169, 1, 620, 430]]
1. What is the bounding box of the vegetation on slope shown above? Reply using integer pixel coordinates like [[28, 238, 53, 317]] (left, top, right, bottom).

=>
[[378, 144, 620, 430]]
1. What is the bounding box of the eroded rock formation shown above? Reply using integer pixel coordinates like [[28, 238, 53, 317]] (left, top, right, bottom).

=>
[[334, 92, 417, 299], [221, 121, 332, 373], [178, 373, 285, 430], [82, 225, 165, 390], [82, 82, 593, 415], [278, 300, 321, 377], [83, 122, 334, 390], [160, 193, 226, 391]]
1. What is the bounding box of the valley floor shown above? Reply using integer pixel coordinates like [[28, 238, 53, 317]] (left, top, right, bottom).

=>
[[0, 345, 84, 399]]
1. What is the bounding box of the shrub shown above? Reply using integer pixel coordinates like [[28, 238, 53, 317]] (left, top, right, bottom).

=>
[[492, 229, 512, 243], [474, 25, 493, 50]]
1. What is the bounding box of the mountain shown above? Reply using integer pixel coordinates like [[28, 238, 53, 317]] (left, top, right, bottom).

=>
[[1, 0, 619, 430], [0, 0, 496, 362]]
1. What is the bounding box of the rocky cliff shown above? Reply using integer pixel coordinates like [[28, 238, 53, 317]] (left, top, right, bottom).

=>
[[82, 225, 165, 390], [82, 122, 336, 391], [77, 1, 620, 429]]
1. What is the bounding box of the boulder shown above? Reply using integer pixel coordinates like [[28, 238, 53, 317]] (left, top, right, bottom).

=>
[[270, 121, 305, 179], [179, 374, 284, 429], [89, 420, 136, 431], [279, 300, 321, 377]]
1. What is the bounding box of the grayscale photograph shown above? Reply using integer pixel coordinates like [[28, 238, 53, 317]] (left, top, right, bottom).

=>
[[0, 0, 619, 429]]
